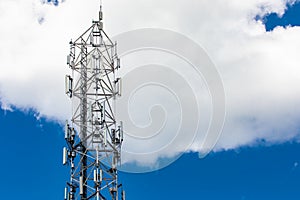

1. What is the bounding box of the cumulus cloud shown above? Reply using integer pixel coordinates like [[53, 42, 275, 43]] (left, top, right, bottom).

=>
[[1, 0, 300, 167]]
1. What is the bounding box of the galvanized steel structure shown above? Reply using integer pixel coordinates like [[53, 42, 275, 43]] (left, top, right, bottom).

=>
[[63, 5, 125, 200]]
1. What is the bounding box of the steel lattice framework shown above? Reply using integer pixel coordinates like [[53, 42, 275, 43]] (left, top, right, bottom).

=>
[[63, 6, 125, 200]]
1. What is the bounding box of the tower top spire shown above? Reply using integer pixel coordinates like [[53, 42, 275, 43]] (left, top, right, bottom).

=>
[[99, 0, 103, 21]]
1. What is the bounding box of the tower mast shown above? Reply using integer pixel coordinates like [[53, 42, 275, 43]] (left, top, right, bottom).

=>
[[63, 4, 124, 200]]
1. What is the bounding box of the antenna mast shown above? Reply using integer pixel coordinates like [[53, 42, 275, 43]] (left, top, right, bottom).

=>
[[63, 3, 125, 200]]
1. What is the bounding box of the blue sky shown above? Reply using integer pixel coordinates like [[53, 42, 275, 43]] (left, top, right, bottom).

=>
[[1, 1, 300, 199], [263, 2, 300, 31], [1, 108, 300, 199]]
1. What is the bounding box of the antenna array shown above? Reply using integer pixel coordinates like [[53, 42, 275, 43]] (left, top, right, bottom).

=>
[[63, 6, 125, 200]]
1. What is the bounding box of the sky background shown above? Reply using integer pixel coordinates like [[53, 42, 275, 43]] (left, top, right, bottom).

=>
[[1, 0, 300, 199]]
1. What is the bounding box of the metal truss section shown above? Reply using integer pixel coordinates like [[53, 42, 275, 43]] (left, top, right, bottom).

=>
[[63, 6, 125, 200]]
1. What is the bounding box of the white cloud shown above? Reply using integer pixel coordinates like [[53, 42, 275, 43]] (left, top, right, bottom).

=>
[[1, 0, 300, 167]]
